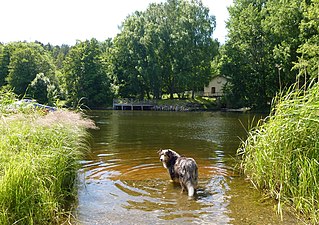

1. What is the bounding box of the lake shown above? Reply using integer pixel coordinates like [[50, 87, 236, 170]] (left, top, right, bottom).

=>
[[76, 110, 299, 224]]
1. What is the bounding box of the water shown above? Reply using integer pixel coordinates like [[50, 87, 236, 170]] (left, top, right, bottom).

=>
[[76, 111, 299, 225]]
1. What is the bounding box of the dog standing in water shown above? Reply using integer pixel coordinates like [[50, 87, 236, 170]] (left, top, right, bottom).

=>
[[158, 149, 198, 197]]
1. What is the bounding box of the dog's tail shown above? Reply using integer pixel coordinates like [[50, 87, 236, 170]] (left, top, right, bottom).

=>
[[186, 160, 198, 197]]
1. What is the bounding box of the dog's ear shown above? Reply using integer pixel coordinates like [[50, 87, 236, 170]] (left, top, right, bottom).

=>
[[167, 149, 173, 158], [157, 149, 162, 154]]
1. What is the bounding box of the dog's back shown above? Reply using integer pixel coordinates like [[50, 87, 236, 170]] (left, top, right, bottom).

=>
[[174, 157, 198, 196]]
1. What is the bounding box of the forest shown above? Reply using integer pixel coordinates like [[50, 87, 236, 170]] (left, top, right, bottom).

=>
[[0, 0, 318, 109]]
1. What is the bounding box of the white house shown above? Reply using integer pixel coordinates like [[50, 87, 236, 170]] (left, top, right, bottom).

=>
[[203, 75, 227, 97]]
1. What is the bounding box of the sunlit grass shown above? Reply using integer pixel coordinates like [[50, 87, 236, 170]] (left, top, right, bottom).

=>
[[238, 81, 319, 223], [0, 91, 95, 224], [156, 96, 217, 110]]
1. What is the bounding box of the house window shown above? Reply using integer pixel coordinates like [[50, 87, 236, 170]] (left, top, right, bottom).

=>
[[211, 87, 216, 94]]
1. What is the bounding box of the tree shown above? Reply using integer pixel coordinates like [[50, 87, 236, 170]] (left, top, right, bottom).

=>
[[295, 0, 319, 79], [28, 72, 60, 105], [112, 11, 151, 99], [0, 42, 20, 88], [222, 0, 303, 109], [263, 0, 303, 89], [44, 44, 70, 70], [112, 0, 216, 99], [6, 42, 58, 101], [222, 1, 270, 108], [0, 43, 9, 87], [63, 39, 113, 108]]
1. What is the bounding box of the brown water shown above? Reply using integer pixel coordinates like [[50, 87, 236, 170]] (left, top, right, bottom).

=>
[[76, 111, 300, 225]]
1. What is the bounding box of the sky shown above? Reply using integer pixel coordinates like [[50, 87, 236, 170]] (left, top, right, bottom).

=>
[[0, 0, 233, 46]]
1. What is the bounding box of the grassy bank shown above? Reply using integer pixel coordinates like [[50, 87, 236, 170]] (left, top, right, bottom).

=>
[[238, 82, 319, 223], [0, 92, 95, 224], [156, 96, 218, 110]]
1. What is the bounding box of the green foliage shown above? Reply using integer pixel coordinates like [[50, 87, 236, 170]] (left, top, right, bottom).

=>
[[0, 44, 15, 88], [28, 72, 60, 105], [0, 42, 61, 105], [5, 43, 57, 96], [44, 43, 70, 70], [0, 86, 17, 113], [295, 0, 319, 78], [0, 44, 7, 87], [63, 39, 113, 108], [238, 81, 319, 223], [223, 1, 268, 108], [222, 0, 304, 109], [112, 0, 216, 99]]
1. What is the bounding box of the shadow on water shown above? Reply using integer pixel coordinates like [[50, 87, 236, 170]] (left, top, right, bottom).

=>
[[76, 111, 300, 225]]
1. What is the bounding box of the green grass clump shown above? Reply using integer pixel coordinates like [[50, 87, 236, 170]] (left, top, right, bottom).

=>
[[0, 94, 95, 224], [238, 81, 319, 223], [156, 97, 217, 110]]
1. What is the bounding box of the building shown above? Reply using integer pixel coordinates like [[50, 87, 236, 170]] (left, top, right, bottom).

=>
[[203, 75, 227, 97]]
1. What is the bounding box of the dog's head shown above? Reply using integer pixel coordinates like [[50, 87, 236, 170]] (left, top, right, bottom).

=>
[[157, 149, 180, 168]]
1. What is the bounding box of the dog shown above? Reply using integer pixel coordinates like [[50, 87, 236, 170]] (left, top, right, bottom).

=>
[[158, 149, 198, 197]]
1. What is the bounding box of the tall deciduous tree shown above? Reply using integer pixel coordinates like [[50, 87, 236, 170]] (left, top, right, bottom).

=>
[[222, 0, 303, 109], [0, 43, 23, 88], [5, 42, 58, 101], [222, 0, 270, 108], [112, 0, 216, 99], [263, 0, 303, 89], [63, 38, 113, 108], [112, 11, 150, 99]]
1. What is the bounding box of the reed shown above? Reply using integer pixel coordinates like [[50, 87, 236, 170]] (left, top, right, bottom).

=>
[[0, 92, 95, 224], [238, 81, 319, 223]]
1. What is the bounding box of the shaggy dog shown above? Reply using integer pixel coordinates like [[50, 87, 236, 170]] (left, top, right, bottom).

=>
[[158, 149, 198, 196]]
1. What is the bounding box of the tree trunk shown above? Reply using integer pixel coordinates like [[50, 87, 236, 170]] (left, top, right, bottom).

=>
[[191, 90, 195, 99]]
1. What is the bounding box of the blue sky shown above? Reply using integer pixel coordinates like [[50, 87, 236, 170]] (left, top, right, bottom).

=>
[[0, 0, 232, 45]]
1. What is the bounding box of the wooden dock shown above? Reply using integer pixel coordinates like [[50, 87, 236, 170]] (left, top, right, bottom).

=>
[[113, 99, 155, 110]]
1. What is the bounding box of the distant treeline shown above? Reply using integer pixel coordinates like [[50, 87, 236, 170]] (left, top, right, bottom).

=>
[[0, 0, 318, 109], [0, 0, 217, 109]]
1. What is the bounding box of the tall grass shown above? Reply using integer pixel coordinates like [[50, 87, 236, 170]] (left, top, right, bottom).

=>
[[238, 81, 319, 223], [0, 91, 95, 224]]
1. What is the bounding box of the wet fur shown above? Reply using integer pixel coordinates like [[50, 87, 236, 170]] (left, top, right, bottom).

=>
[[158, 149, 198, 196]]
